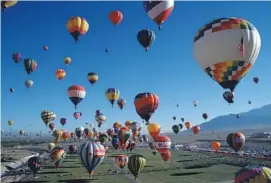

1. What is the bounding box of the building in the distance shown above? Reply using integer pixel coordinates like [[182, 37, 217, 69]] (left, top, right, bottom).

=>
[[251, 132, 271, 138]]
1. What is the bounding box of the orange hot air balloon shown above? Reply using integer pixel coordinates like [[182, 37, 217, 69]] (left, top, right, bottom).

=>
[[147, 123, 160, 139], [109, 10, 123, 25], [160, 151, 171, 162], [62, 131, 70, 140], [211, 141, 221, 152], [184, 122, 191, 130], [191, 125, 200, 136], [125, 120, 132, 129], [56, 69, 66, 80]]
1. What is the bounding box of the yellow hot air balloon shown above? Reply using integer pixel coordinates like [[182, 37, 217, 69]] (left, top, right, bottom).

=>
[[53, 130, 63, 142], [87, 72, 98, 85], [48, 142, 56, 151], [66, 16, 89, 43], [147, 123, 160, 139], [56, 69, 66, 80], [105, 88, 120, 107], [8, 120, 14, 126], [64, 57, 71, 65], [235, 166, 271, 183], [1, 1, 18, 11]]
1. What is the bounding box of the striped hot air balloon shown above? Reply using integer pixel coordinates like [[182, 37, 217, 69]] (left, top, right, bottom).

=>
[[128, 155, 146, 180], [68, 85, 86, 109], [143, 0, 174, 30]]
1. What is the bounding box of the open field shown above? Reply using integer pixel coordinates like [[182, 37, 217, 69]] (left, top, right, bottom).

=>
[[16, 148, 271, 183]]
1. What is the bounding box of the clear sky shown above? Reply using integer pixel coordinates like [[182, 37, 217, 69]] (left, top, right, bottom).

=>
[[1, 1, 271, 135]]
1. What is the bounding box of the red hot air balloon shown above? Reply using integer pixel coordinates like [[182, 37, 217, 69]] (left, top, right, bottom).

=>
[[118, 127, 130, 150], [134, 92, 159, 123], [191, 125, 200, 136], [73, 112, 82, 120], [153, 136, 171, 153], [68, 85, 86, 109], [49, 123, 55, 131], [109, 10, 123, 25], [226, 132, 245, 152], [160, 150, 171, 161]]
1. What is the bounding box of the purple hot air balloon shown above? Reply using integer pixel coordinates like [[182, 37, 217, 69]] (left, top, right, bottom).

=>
[[12, 52, 22, 63], [60, 118, 67, 126]]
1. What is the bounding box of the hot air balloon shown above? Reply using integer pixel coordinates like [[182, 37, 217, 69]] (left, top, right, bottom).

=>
[[43, 45, 48, 51], [142, 135, 148, 143], [56, 69, 66, 80], [1, 1, 17, 11], [112, 135, 120, 150], [118, 127, 131, 149], [153, 136, 171, 153], [66, 16, 89, 43], [147, 123, 160, 139], [8, 120, 14, 126], [191, 125, 200, 136], [50, 148, 66, 168], [178, 123, 183, 130], [143, 0, 174, 30], [202, 113, 208, 121], [69, 145, 77, 154], [128, 155, 146, 180], [130, 121, 141, 133], [109, 10, 123, 25], [12, 52, 22, 63], [160, 150, 171, 162], [125, 120, 132, 129], [73, 112, 82, 120], [117, 99, 126, 110], [113, 122, 122, 128], [134, 92, 159, 123], [68, 85, 86, 109], [87, 72, 98, 85], [27, 156, 41, 177], [248, 100, 252, 105], [99, 133, 108, 144], [75, 127, 84, 139], [10, 88, 15, 93], [234, 166, 271, 183], [227, 132, 245, 152], [115, 154, 128, 169], [192, 100, 198, 107], [64, 57, 71, 65], [48, 123, 55, 131], [41, 110, 56, 127], [172, 125, 180, 134], [78, 142, 105, 176], [137, 29, 155, 51], [173, 116, 176, 121], [60, 118, 67, 126], [211, 141, 221, 152], [19, 130, 25, 135], [193, 18, 261, 92], [223, 91, 234, 104], [105, 88, 120, 107], [62, 131, 70, 141], [25, 80, 34, 89], [253, 77, 259, 84], [53, 130, 63, 142], [95, 112, 107, 128], [181, 118, 185, 122], [105, 49, 109, 53], [47, 142, 55, 151], [184, 122, 191, 130], [24, 58, 37, 75]]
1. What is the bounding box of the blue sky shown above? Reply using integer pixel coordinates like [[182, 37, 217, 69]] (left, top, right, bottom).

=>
[[1, 1, 271, 135]]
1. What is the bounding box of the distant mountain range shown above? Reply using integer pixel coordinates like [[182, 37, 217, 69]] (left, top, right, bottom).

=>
[[199, 104, 271, 131]]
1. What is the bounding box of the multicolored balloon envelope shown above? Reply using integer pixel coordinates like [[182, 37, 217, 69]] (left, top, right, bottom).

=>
[[227, 132, 245, 152], [234, 166, 271, 183], [128, 155, 146, 180]]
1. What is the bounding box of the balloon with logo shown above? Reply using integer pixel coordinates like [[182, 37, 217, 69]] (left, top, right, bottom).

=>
[[134, 92, 159, 123], [118, 127, 130, 149], [227, 132, 245, 152], [117, 99, 126, 111], [78, 142, 105, 176], [147, 123, 160, 139], [153, 136, 171, 153], [73, 112, 82, 120], [68, 85, 86, 109], [193, 18, 261, 93], [67, 16, 89, 43], [87, 72, 98, 86], [105, 88, 120, 107]]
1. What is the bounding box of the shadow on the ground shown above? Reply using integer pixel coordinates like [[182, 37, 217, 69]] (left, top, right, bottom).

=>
[[17, 181, 50, 183], [59, 166, 82, 169], [170, 172, 204, 176], [175, 159, 194, 163], [57, 178, 99, 183], [179, 154, 192, 157], [38, 171, 68, 174], [145, 165, 154, 168]]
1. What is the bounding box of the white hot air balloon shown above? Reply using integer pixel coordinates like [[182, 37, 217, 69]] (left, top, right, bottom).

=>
[[193, 17, 261, 92]]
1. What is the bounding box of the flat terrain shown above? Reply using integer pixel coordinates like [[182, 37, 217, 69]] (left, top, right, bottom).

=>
[[16, 147, 270, 183]]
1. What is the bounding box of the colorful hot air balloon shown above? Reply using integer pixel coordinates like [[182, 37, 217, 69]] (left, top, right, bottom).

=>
[[25, 80, 34, 89], [75, 127, 84, 139], [87, 72, 98, 85], [66, 16, 89, 43], [47, 142, 55, 151], [223, 91, 234, 104], [41, 110, 56, 127], [253, 77, 259, 84], [128, 155, 146, 180], [78, 142, 105, 176], [49, 123, 55, 131], [192, 100, 198, 107], [115, 154, 128, 169], [184, 122, 191, 130], [24, 59, 37, 75], [191, 125, 200, 136], [172, 125, 180, 134], [117, 99, 126, 110], [1, 1, 17, 11], [234, 166, 271, 183], [134, 92, 159, 123], [61, 131, 70, 141], [236, 114, 240, 119], [137, 29, 155, 51], [143, 0, 174, 30], [99, 133, 108, 144], [211, 141, 221, 152], [227, 132, 245, 152], [56, 69, 66, 80], [64, 57, 71, 65], [12, 52, 22, 63], [50, 148, 66, 168], [43, 45, 48, 51], [73, 112, 82, 120], [193, 18, 261, 92], [95, 112, 106, 128], [160, 150, 171, 162], [112, 135, 120, 150], [109, 10, 123, 25], [27, 156, 41, 177], [118, 127, 131, 149], [60, 118, 67, 126], [105, 88, 120, 107], [125, 120, 132, 129], [153, 136, 171, 153], [68, 85, 86, 109], [147, 123, 160, 139], [53, 130, 63, 142]]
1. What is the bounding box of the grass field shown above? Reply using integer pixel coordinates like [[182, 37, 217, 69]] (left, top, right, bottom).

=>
[[17, 147, 270, 183]]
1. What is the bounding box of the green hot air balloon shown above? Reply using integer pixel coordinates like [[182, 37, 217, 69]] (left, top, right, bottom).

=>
[[172, 124, 180, 135], [128, 155, 146, 180]]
